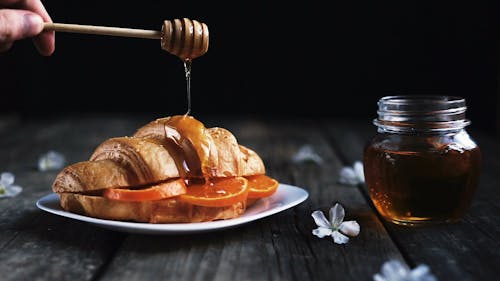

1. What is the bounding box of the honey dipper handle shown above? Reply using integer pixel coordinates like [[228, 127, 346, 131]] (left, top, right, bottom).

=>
[[43, 23, 161, 40]]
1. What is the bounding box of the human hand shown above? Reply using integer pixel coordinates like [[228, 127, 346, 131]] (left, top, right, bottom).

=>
[[0, 0, 55, 55]]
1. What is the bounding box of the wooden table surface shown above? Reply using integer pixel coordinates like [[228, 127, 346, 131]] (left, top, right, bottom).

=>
[[0, 114, 498, 281]]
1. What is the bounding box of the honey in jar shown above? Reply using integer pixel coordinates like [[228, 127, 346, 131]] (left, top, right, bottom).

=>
[[363, 95, 481, 226]]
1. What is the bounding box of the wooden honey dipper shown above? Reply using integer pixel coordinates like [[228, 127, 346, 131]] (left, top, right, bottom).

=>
[[43, 18, 209, 60]]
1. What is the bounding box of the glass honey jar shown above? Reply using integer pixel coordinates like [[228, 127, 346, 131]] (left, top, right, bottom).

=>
[[363, 95, 481, 226]]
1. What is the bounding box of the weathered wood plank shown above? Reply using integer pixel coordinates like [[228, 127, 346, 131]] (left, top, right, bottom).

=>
[[98, 116, 404, 281], [325, 119, 500, 281], [10, 115, 494, 281], [229, 118, 406, 280], [0, 115, 154, 281]]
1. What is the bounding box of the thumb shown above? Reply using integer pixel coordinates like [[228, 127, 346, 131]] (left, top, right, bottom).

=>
[[0, 9, 44, 42]]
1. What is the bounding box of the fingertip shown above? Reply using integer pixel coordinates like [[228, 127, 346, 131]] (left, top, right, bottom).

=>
[[24, 13, 44, 34], [26, 13, 55, 56], [34, 31, 55, 56]]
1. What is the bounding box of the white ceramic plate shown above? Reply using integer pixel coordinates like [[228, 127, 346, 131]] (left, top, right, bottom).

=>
[[36, 183, 309, 235]]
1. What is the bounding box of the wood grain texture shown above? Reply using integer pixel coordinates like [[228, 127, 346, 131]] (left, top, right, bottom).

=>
[[0, 114, 497, 281], [95, 117, 404, 281], [325, 119, 500, 281], [0, 115, 148, 281]]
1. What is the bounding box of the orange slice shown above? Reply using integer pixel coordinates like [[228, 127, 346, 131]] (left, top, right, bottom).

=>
[[246, 174, 279, 199], [178, 177, 249, 207], [104, 179, 187, 201]]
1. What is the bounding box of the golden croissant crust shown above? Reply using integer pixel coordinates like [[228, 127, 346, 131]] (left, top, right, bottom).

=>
[[51, 115, 267, 223]]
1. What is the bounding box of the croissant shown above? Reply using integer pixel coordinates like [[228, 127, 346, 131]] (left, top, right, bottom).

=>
[[52, 115, 277, 223]]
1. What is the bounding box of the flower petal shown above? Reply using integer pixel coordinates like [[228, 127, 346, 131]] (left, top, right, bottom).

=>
[[332, 230, 350, 244], [373, 274, 387, 281], [38, 150, 66, 171], [329, 203, 345, 228], [339, 220, 360, 237], [312, 227, 333, 238], [0, 172, 15, 186], [6, 185, 22, 197], [311, 210, 331, 228], [339, 167, 358, 185], [409, 265, 437, 281], [353, 161, 365, 183], [380, 260, 410, 280], [291, 145, 324, 165]]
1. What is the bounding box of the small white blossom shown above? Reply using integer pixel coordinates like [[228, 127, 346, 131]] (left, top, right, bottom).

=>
[[311, 203, 360, 244], [0, 172, 23, 198], [339, 161, 365, 186], [292, 145, 324, 165], [374, 260, 438, 281], [38, 150, 66, 171]]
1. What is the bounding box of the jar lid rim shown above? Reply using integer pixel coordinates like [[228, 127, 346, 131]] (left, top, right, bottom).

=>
[[378, 95, 466, 105], [376, 95, 468, 124]]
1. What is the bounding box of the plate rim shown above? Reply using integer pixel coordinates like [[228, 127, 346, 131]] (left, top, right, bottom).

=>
[[36, 183, 308, 234]]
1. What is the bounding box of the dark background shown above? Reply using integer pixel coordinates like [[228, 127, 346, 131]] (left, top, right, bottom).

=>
[[2, 1, 499, 136]]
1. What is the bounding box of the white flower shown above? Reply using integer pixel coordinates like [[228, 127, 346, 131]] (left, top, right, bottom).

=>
[[374, 260, 438, 281], [0, 172, 23, 198], [311, 203, 360, 244], [38, 150, 66, 171], [292, 145, 324, 165], [339, 161, 365, 186]]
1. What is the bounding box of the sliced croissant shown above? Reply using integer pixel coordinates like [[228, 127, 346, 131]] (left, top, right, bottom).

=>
[[59, 193, 246, 223], [51, 115, 269, 223]]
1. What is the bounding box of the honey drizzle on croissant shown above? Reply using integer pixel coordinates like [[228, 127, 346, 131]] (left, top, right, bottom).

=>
[[160, 115, 210, 180]]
